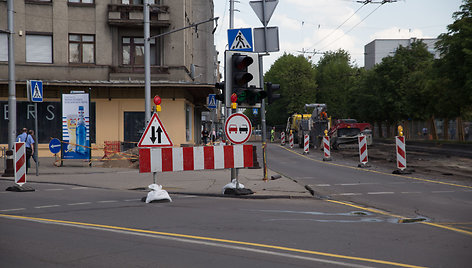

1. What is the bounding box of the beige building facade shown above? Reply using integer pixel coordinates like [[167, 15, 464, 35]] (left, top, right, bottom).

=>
[[0, 0, 218, 157]]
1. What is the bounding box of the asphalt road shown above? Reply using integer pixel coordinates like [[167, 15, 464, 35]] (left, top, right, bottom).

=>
[[1, 178, 471, 267]]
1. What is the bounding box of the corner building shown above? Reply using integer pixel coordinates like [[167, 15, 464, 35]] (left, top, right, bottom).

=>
[[0, 0, 217, 156]]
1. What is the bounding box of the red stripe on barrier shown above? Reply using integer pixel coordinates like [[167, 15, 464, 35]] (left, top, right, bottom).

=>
[[161, 148, 173, 172], [224, 145, 234, 168], [398, 161, 405, 168], [16, 155, 25, 172], [203, 146, 214, 170], [360, 143, 367, 154], [16, 143, 23, 153], [397, 147, 406, 159], [17, 174, 26, 184], [243, 145, 253, 167], [139, 148, 151, 173], [182, 147, 194, 171]]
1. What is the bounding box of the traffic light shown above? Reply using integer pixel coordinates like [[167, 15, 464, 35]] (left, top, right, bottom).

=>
[[214, 82, 225, 102], [266, 82, 281, 104], [231, 53, 254, 106]]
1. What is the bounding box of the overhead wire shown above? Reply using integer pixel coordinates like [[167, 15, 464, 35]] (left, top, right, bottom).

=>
[[307, 2, 368, 52], [319, 2, 386, 51]]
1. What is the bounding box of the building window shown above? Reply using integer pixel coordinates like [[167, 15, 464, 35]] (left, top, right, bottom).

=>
[[69, 34, 95, 64], [26, 34, 52, 63], [0, 34, 7, 61], [121, 0, 155, 4], [122, 37, 158, 66], [26, 0, 52, 3], [68, 0, 94, 3], [185, 103, 192, 142]]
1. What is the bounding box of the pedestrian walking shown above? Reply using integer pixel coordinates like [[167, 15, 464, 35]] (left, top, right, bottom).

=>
[[271, 127, 275, 142], [16, 128, 35, 174], [29, 129, 38, 166], [202, 128, 209, 145]]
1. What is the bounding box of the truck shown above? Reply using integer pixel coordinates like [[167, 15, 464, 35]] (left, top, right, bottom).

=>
[[297, 104, 330, 149], [296, 104, 373, 149], [285, 113, 312, 145], [329, 119, 372, 149]]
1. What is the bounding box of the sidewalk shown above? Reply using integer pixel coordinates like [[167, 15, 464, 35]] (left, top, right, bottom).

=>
[[1, 157, 313, 199]]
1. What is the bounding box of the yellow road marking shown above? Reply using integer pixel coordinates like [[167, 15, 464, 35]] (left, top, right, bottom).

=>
[[279, 145, 472, 189], [0, 213, 426, 268], [325, 200, 472, 237], [279, 146, 472, 236]]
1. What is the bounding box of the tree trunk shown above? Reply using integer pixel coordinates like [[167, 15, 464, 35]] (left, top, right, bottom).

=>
[[429, 116, 437, 140], [386, 123, 391, 138], [457, 117, 465, 141], [443, 119, 449, 140], [377, 121, 383, 138]]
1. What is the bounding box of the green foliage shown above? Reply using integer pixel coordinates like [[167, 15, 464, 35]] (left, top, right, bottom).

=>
[[434, 0, 472, 118], [264, 53, 317, 126], [316, 49, 359, 119]]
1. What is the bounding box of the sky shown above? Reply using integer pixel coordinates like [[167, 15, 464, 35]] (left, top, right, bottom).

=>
[[213, 0, 464, 73]]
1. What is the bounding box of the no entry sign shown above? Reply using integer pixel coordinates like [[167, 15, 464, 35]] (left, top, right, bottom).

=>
[[225, 113, 252, 144]]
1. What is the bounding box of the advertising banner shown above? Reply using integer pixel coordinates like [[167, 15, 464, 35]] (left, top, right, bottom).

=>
[[62, 93, 90, 160]]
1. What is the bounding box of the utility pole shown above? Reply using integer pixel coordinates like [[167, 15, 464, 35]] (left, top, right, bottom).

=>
[[229, 0, 237, 182], [144, 0, 151, 124], [7, 0, 16, 150], [3, 0, 17, 177]]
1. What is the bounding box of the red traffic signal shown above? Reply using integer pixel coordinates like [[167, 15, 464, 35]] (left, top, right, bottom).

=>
[[153, 95, 161, 105]]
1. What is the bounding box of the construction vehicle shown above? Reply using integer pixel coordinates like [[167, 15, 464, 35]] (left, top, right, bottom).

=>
[[285, 113, 312, 145], [297, 104, 330, 149], [329, 119, 372, 149]]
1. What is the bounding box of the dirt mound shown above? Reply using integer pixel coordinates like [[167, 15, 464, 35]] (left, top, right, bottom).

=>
[[101, 147, 139, 169]]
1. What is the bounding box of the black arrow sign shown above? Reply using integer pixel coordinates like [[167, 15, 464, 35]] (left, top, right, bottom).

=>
[[156, 126, 163, 144], [150, 126, 157, 143]]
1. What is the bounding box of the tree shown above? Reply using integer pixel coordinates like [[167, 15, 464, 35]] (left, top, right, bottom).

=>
[[264, 53, 317, 126], [315, 49, 359, 119], [435, 0, 472, 119]]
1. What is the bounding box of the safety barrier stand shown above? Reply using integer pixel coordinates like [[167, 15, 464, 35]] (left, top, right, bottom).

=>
[[322, 130, 331, 161], [5, 142, 35, 192], [393, 125, 411, 174], [303, 134, 309, 154], [280, 131, 285, 146], [357, 134, 370, 168], [289, 132, 294, 149]]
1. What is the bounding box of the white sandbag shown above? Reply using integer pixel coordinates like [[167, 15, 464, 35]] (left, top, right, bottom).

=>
[[222, 179, 245, 194], [146, 184, 172, 203]]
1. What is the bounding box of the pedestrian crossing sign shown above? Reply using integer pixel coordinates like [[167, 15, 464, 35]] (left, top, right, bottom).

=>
[[208, 94, 217, 109], [228, 28, 253, 52], [28, 80, 43, 102]]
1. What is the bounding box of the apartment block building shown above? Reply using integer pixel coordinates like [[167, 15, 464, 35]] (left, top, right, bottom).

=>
[[0, 0, 218, 156], [364, 38, 440, 70]]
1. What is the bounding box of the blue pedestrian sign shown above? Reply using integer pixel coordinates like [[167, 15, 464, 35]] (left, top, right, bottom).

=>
[[228, 28, 253, 52], [29, 80, 43, 102], [208, 94, 217, 109], [49, 138, 61, 154], [253, 108, 258, 115]]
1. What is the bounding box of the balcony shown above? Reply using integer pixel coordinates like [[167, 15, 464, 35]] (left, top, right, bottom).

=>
[[108, 4, 170, 28]]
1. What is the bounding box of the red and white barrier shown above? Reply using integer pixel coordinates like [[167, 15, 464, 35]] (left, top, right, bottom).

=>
[[323, 136, 331, 161], [304, 134, 309, 154], [289, 133, 294, 148], [280, 132, 285, 146], [395, 136, 406, 170], [14, 142, 26, 185], [358, 135, 368, 165], [139, 145, 253, 173]]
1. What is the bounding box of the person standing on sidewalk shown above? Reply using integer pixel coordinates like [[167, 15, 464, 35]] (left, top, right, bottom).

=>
[[16, 128, 35, 174], [28, 129, 38, 166]]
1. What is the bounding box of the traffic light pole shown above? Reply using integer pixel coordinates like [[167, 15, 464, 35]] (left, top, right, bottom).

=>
[[259, 54, 268, 181]]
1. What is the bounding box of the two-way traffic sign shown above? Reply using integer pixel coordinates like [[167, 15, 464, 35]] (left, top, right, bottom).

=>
[[138, 113, 173, 147]]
